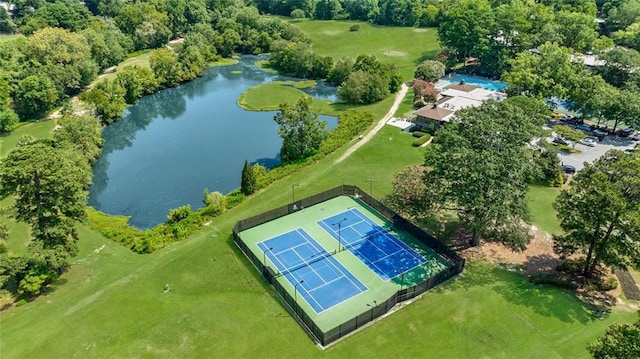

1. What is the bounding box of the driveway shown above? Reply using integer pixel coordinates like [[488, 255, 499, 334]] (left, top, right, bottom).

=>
[[554, 135, 637, 170]]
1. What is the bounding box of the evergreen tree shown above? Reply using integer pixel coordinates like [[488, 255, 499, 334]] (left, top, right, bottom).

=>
[[241, 159, 257, 195]]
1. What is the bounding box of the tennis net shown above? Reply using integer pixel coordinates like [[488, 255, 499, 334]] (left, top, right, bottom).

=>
[[276, 249, 336, 277]]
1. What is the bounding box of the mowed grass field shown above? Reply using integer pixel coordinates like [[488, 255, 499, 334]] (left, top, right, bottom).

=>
[[1, 20, 637, 358], [527, 185, 562, 235], [289, 20, 440, 80], [1, 120, 637, 358]]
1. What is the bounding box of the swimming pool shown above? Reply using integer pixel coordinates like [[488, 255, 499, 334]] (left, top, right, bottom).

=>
[[438, 74, 508, 91]]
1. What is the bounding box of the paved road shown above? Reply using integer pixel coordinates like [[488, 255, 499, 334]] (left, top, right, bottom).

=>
[[551, 135, 638, 170]]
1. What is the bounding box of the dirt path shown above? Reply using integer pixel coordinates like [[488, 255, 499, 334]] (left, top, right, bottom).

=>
[[334, 84, 409, 164]]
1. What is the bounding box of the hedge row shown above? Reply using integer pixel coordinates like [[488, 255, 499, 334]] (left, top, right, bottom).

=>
[[412, 134, 431, 147]]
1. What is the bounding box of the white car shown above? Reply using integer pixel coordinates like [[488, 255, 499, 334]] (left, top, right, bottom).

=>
[[579, 137, 597, 147]]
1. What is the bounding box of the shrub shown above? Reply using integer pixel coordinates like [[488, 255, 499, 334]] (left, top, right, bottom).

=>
[[528, 272, 579, 289], [290, 9, 306, 18], [349, 25, 360, 32], [167, 205, 193, 224], [225, 189, 245, 209], [412, 134, 431, 147], [414, 60, 446, 82], [600, 276, 618, 291], [203, 189, 226, 215], [412, 131, 426, 138]]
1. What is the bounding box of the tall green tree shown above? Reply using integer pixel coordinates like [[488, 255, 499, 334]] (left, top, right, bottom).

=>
[[502, 42, 583, 99], [438, 0, 495, 64], [53, 114, 104, 163], [240, 159, 257, 195], [423, 100, 540, 249], [553, 150, 640, 278], [15, 75, 59, 120], [274, 96, 328, 164], [0, 140, 92, 271], [589, 313, 640, 359]]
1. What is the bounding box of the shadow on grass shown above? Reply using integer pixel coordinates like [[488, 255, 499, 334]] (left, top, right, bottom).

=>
[[414, 49, 439, 65], [451, 261, 594, 324]]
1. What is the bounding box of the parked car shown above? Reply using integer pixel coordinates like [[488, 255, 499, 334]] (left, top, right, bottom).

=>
[[552, 137, 571, 145], [633, 133, 640, 141], [579, 137, 597, 147], [625, 147, 638, 153], [619, 128, 634, 137], [575, 124, 592, 132], [592, 129, 607, 140], [562, 164, 576, 174]]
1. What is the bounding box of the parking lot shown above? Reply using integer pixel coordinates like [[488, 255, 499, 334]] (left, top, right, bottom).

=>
[[548, 131, 638, 171]]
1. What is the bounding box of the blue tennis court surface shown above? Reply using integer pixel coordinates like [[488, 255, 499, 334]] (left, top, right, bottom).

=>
[[257, 228, 367, 313], [318, 208, 427, 281]]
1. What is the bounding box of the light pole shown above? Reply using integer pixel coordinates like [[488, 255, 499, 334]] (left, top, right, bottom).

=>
[[292, 184, 300, 203], [332, 217, 348, 252], [366, 300, 377, 321], [294, 280, 305, 312], [263, 247, 274, 271]]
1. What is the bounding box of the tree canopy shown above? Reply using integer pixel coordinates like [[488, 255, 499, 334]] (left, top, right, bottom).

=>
[[421, 100, 541, 250], [274, 96, 328, 164], [589, 313, 640, 359], [553, 150, 640, 277]]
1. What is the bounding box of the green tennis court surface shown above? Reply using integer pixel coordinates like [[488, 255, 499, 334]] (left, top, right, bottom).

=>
[[236, 194, 456, 339]]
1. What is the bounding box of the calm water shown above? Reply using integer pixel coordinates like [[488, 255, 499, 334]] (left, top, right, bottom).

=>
[[88, 55, 338, 229], [438, 74, 508, 91]]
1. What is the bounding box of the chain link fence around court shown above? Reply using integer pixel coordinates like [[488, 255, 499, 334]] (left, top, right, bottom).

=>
[[233, 185, 465, 346]]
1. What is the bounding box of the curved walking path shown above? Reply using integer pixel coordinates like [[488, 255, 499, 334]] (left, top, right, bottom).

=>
[[334, 84, 409, 164]]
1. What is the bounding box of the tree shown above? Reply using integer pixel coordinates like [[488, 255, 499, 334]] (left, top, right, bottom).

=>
[[438, 0, 494, 65], [589, 314, 640, 359], [15, 75, 59, 120], [414, 60, 445, 82], [0, 140, 92, 271], [23, 27, 98, 95], [79, 80, 127, 124], [389, 165, 429, 217], [412, 79, 439, 104], [327, 57, 354, 85], [53, 114, 104, 163], [314, 0, 342, 20], [553, 150, 640, 278], [423, 100, 541, 249], [274, 96, 328, 163], [241, 160, 257, 195], [115, 66, 159, 104], [0, 108, 19, 132], [150, 48, 183, 88], [600, 89, 640, 132], [502, 43, 583, 99], [595, 47, 640, 88], [554, 124, 586, 149]]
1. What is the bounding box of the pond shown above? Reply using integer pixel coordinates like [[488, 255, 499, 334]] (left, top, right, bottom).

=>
[[88, 55, 338, 229]]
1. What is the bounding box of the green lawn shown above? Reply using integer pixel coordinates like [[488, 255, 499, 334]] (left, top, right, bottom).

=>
[[1, 20, 634, 358], [289, 20, 440, 80], [1, 122, 635, 357], [393, 89, 416, 119], [527, 185, 562, 235], [237, 83, 337, 114], [0, 119, 56, 158]]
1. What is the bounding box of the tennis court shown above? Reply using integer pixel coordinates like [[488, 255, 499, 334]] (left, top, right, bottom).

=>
[[318, 208, 427, 281], [257, 228, 367, 313]]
